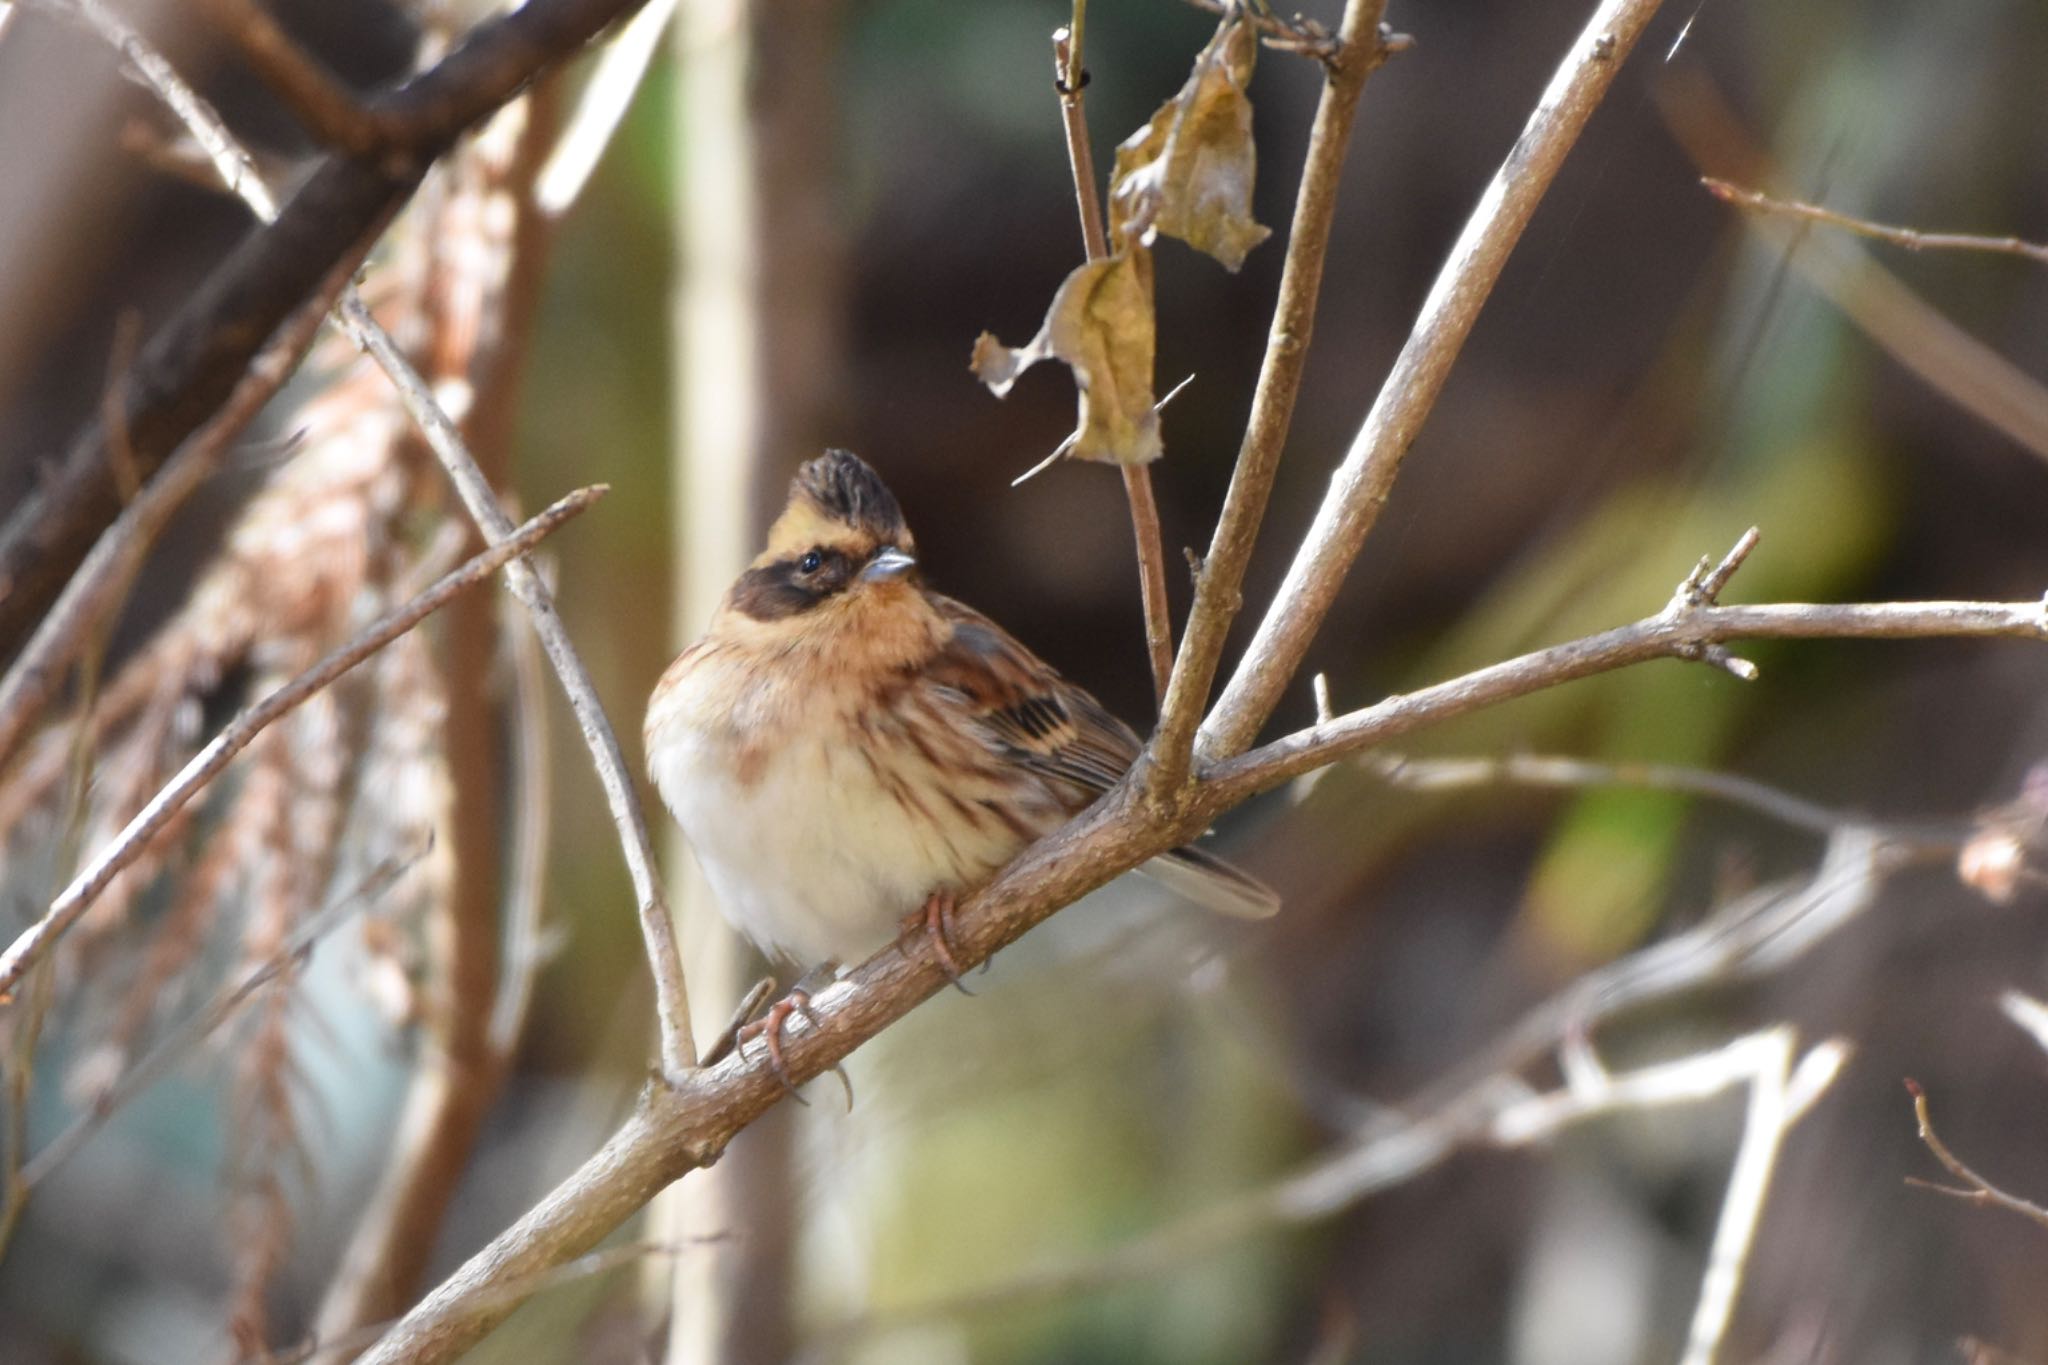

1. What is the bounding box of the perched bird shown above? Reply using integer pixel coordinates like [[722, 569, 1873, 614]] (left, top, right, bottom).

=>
[[644, 450, 1275, 1026]]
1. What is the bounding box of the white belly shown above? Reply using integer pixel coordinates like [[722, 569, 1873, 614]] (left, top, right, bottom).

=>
[[648, 710, 1014, 965]]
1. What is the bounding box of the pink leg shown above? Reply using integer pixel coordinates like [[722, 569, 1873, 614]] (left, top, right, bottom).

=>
[[900, 889, 971, 994]]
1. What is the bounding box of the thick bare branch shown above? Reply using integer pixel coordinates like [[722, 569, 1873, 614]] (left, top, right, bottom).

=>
[[1199, 0, 1671, 760], [0, 487, 605, 1003]]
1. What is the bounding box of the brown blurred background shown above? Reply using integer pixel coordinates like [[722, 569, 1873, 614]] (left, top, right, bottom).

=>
[[2, 0, 2047, 1361]]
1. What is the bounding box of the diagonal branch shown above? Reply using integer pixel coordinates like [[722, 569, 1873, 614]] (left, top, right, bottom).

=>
[[340, 297, 698, 1077], [1198, 0, 1671, 761], [0, 487, 605, 1003], [1149, 0, 1394, 797]]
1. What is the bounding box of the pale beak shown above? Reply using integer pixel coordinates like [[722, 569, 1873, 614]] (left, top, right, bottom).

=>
[[861, 547, 917, 583]]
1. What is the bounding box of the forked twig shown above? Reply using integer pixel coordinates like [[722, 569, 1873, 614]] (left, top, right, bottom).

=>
[[1199, 0, 1674, 760], [1905, 1080, 2048, 1233]]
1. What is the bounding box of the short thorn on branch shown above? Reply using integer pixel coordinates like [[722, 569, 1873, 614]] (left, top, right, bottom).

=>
[[1664, 527, 1764, 681]]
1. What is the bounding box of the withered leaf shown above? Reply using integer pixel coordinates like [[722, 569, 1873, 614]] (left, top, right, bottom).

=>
[[970, 246, 1161, 465], [1108, 16, 1270, 272]]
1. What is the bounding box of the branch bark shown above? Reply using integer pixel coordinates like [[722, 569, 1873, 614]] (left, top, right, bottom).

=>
[[1198, 0, 1670, 759], [1149, 0, 1394, 797]]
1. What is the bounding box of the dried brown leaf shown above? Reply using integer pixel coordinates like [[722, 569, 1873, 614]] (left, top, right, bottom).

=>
[[971, 246, 1162, 464], [1109, 17, 1270, 272]]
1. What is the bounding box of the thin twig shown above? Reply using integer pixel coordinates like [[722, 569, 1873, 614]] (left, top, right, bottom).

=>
[[0, 488, 605, 1003], [1703, 177, 2048, 268], [338, 295, 697, 1077], [1199, 0, 1672, 761], [1660, 76, 2048, 471], [1369, 752, 1878, 839], [1210, 593, 2048, 803], [1905, 1081, 2048, 1232], [20, 844, 427, 1190], [1150, 0, 1394, 798], [492, 605, 555, 1058], [1052, 14, 1176, 707]]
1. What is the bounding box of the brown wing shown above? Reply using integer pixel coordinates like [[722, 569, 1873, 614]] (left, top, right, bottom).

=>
[[924, 595, 1141, 807], [925, 596, 1278, 920]]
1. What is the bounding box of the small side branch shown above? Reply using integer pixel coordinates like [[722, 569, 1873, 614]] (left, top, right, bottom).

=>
[[1905, 1080, 2048, 1233], [1151, 0, 1395, 797], [0, 488, 605, 1003], [1211, 589, 2048, 804], [1199, 0, 1673, 760], [1703, 177, 2048, 268]]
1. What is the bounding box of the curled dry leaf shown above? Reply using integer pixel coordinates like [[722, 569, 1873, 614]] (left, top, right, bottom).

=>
[[1109, 15, 1270, 272], [971, 245, 1162, 464]]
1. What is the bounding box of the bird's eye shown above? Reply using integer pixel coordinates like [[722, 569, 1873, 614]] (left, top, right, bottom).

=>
[[798, 550, 823, 575]]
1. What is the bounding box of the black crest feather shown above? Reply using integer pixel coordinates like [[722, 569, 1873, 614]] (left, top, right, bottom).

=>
[[792, 450, 907, 544]]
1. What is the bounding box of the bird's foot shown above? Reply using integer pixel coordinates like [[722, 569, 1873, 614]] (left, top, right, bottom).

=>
[[710, 972, 854, 1108], [900, 890, 972, 995]]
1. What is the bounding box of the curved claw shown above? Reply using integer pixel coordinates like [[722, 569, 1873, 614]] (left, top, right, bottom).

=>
[[903, 891, 972, 995]]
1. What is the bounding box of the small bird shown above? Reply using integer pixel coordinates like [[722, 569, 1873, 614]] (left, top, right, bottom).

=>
[[645, 451, 1275, 1054]]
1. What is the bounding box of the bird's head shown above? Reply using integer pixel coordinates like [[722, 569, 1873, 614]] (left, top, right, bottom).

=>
[[725, 450, 922, 627]]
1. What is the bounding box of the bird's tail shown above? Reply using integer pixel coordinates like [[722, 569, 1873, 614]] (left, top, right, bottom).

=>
[[1139, 845, 1280, 920]]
